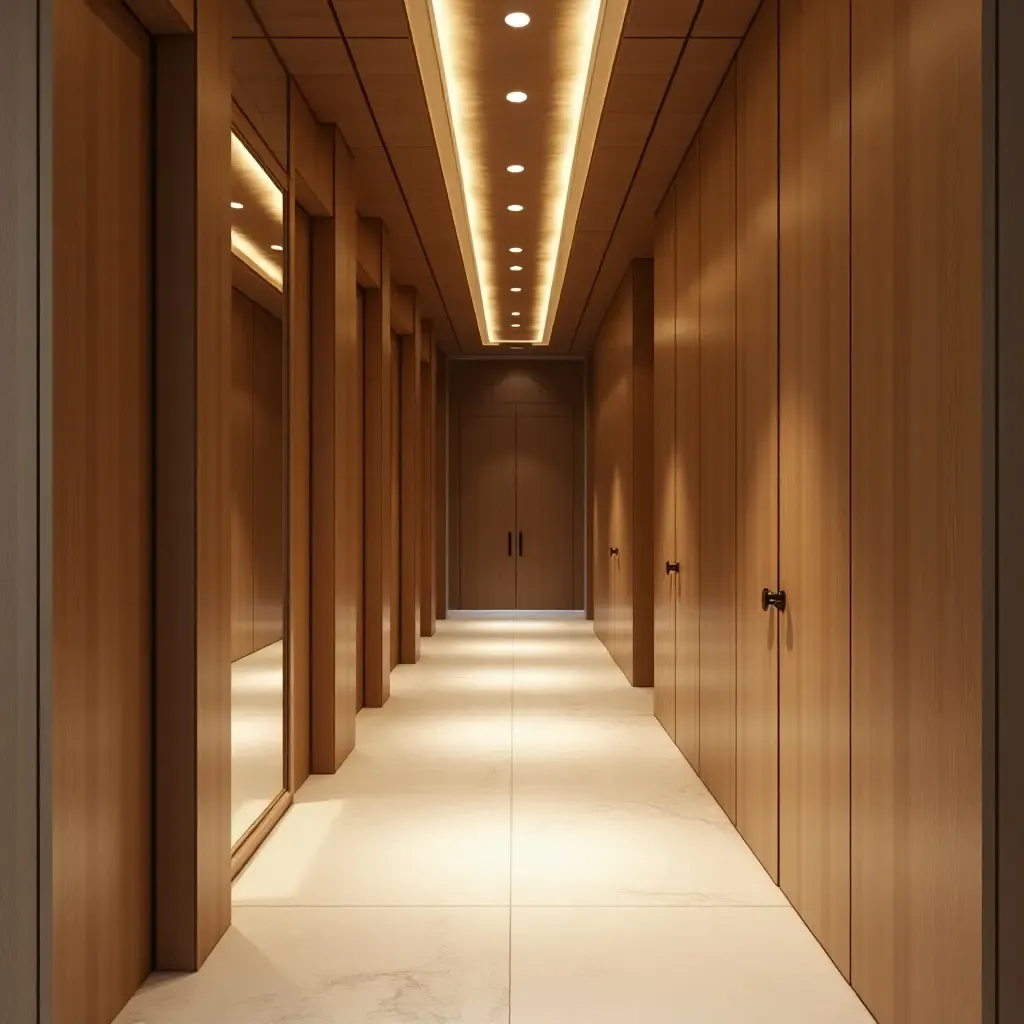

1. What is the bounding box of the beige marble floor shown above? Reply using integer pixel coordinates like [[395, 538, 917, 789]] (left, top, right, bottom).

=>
[[117, 614, 874, 1023]]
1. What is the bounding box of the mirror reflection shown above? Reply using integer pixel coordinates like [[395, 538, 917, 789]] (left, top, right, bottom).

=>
[[229, 128, 287, 847]]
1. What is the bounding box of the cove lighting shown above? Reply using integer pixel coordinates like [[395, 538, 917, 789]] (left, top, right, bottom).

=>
[[231, 201, 244, 210], [506, 90, 528, 103], [508, 204, 524, 212], [507, 164, 525, 173], [505, 12, 530, 28]]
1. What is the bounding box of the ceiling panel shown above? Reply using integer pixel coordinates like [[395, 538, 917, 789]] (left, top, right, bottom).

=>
[[331, 0, 410, 38], [622, 0, 700, 38], [251, 0, 339, 37], [348, 40, 437, 148], [692, 0, 762, 38]]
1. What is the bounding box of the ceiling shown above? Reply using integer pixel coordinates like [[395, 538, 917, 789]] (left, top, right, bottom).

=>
[[234, 0, 761, 354]]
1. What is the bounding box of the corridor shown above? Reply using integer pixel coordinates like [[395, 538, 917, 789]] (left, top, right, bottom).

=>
[[118, 616, 872, 1023]]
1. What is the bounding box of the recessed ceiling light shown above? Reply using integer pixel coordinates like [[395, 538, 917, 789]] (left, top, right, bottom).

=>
[[509, 246, 523, 253], [507, 164, 525, 173], [507, 204, 524, 212], [510, 265, 523, 271], [231, 201, 244, 209], [506, 91, 528, 104], [512, 323, 521, 328], [271, 244, 284, 251], [511, 287, 522, 292], [511, 311, 521, 316], [505, 12, 530, 28]]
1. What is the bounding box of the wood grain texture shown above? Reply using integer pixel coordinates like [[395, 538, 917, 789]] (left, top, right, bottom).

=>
[[516, 407, 577, 610], [850, 0, 983, 1019], [778, 0, 852, 978], [436, 350, 448, 618], [420, 330, 438, 634], [52, 1, 152, 1016], [231, 289, 256, 661], [153, 0, 233, 971], [399, 317, 422, 662], [361, 221, 393, 707], [310, 133, 360, 766], [674, 145, 701, 771], [289, 204, 312, 786], [698, 66, 738, 823], [653, 190, 677, 737], [735, 0, 780, 882], [390, 331, 400, 668]]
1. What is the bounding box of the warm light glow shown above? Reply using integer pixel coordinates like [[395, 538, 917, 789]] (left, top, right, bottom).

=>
[[271, 244, 284, 251], [508, 204, 524, 212], [231, 201, 244, 209], [511, 311, 521, 315], [511, 287, 522, 292], [232, 230, 283, 289], [510, 246, 523, 253], [511, 265, 523, 272], [504, 11, 530, 27], [507, 164, 525, 173], [506, 90, 528, 103], [512, 323, 521, 327], [230, 133, 284, 291]]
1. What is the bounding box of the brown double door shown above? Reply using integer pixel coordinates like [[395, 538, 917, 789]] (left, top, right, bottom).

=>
[[459, 404, 575, 611]]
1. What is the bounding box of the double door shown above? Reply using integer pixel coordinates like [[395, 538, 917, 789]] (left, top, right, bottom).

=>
[[459, 404, 575, 610]]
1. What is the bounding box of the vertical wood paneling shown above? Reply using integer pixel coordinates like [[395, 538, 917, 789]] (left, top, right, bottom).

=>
[[850, 0, 983, 1019], [399, 319, 422, 662], [436, 350, 448, 618], [390, 332, 401, 669], [154, 0, 233, 971], [420, 331, 437, 636], [736, 0, 780, 881], [53, 0, 152, 1015], [289, 205, 312, 786], [674, 145, 701, 769], [653, 189, 677, 737], [779, 0, 852, 977], [361, 223, 392, 707], [698, 67, 739, 822], [231, 290, 256, 661]]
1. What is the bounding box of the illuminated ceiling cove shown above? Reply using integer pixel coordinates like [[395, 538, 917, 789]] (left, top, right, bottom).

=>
[[406, 0, 629, 346]]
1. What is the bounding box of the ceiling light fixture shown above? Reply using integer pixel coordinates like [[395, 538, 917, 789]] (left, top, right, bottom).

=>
[[507, 164, 525, 173], [231, 201, 244, 210], [507, 204, 524, 212], [510, 247, 523, 253], [504, 12, 530, 28], [270, 244, 284, 251], [511, 311, 521, 316], [506, 90, 528, 103], [510, 265, 523, 271], [511, 287, 522, 292], [512, 323, 521, 327]]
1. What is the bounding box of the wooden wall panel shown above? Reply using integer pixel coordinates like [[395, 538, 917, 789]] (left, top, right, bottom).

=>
[[653, 189, 677, 738], [362, 222, 393, 707], [391, 331, 401, 669], [310, 131, 359, 769], [420, 330, 438, 635], [289, 204, 312, 785], [698, 67, 738, 822], [436, 350, 448, 618], [399, 319, 423, 662], [735, 0, 780, 882], [231, 290, 256, 661], [674, 145, 701, 770], [53, 0, 153, 1016], [154, 0, 233, 972], [779, 0, 852, 977], [850, 0, 983, 1019], [252, 303, 285, 651]]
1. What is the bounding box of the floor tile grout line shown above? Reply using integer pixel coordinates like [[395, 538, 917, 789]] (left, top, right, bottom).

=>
[[231, 902, 795, 910]]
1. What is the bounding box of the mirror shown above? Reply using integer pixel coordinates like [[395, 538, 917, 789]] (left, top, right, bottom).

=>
[[229, 0, 289, 849]]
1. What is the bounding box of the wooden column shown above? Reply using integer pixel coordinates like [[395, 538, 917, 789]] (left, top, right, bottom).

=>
[[435, 348, 448, 619], [362, 220, 392, 707], [399, 303, 423, 663], [420, 324, 437, 636], [310, 129, 359, 773], [153, 0, 232, 971]]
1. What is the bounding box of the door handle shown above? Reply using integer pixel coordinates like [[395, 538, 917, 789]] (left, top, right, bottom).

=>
[[610, 546, 619, 557], [507, 531, 512, 557], [666, 561, 680, 575], [761, 588, 787, 612], [518, 531, 523, 557]]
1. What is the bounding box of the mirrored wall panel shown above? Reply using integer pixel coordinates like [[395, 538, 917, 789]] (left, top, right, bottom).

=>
[[229, 128, 287, 847]]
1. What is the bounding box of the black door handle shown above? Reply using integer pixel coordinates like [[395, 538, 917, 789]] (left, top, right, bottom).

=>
[[519, 531, 523, 557], [666, 561, 680, 575], [507, 531, 512, 557], [761, 588, 787, 612], [610, 546, 619, 557]]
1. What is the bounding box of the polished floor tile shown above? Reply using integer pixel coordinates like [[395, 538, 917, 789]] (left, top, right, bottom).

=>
[[119, 614, 872, 1023]]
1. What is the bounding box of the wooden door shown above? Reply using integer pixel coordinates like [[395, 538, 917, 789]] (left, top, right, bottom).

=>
[[390, 332, 400, 668], [736, 0, 780, 881], [698, 68, 738, 822], [516, 405, 576, 610], [779, 0, 852, 978], [674, 146, 702, 770], [459, 409, 517, 608], [653, 190, 677, 738]]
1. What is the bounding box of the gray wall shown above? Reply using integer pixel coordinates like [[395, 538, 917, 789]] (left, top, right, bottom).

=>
[[0, 0, 50, 1021]]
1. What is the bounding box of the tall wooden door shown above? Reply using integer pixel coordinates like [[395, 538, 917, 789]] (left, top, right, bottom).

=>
[[653, 189, 677, 739], [516, 406, 576, 610], [735, 0, 780, 883], [779, 0, 852, 978], [459, 410, 517, 609], [390, 332, 400, 668]]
